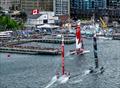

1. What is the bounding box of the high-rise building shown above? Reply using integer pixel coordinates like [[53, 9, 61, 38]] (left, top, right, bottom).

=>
[[70, 0, 107, 19], [21, 0, 53, 14], [0, 0, 12, 10], [71, 0, 106, 11], [0, 0, 21, 10], [10, 0, 21, 10], [54, 0, 70, 16], [106, 0, 120, 23], [107, 0, 120, 8]]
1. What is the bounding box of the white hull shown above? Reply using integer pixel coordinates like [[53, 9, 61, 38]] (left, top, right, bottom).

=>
[[70, 50, 90, 55], [44, 75, 70, 88], [57, 75, 70, 84]]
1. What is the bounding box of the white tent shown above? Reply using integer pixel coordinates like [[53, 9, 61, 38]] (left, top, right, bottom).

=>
[[36, 24, 60, 29]]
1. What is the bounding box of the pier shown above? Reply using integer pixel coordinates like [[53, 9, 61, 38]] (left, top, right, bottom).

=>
[[0, 35, 75, 55], [0, 46, 61, 55], [3, 37, 75, 46], [112, 33, 120, 40]]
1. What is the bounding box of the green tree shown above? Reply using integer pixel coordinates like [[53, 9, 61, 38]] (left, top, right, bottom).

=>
[[18, 22, 24, 29], [0, 16, 20, 31]]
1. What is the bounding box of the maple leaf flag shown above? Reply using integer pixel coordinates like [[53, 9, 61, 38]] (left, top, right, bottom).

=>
[[32, 9, 39, 15]]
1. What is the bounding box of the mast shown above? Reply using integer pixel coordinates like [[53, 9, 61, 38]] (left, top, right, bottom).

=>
[[61, 35, 65, 75], [93, 12, 99, 68], [93, 34, 99, 68]]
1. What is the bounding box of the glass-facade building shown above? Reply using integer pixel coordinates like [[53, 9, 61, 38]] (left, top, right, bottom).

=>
[[70, 0, 107, 19], [54, 0, 70, 16], [71, 0, 106, 10], [106, 0, 120, 23], [107, 0, 120, 8]]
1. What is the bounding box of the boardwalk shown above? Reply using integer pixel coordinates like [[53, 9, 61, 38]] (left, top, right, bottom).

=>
[[0, 46, 61, 55]]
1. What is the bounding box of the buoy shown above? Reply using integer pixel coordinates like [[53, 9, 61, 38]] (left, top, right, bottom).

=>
[[7, 54, 11, 57]]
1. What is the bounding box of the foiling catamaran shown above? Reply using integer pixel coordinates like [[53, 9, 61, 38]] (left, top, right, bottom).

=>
[[55, 35, 70, 84], [89, 34, 105, 74], [44, 35, 70, 88], [70, 21, 90, 55]]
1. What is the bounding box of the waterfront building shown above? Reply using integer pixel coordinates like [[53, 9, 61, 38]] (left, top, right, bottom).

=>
[[10, 0, 21, 10], [54, 0, 70, 16], [20, 0, 53, 15], [53, 0, 70, 25], [70, 0, 107, 19], [0, 0, 21, 10], [26, 11, 58, 26], [106, 0, 120, 23], [0, 0, 12, 10], [107, 0, 120, 8]]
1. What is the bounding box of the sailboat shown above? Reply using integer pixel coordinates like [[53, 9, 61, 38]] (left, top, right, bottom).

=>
[[56, 35, 70, 84], [44, 35, 70, 88], [70, 21, 90, 55], [89, 34, 105, 74]]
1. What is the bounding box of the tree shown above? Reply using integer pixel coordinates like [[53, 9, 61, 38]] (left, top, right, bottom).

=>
[[0, 16, 19, 31]]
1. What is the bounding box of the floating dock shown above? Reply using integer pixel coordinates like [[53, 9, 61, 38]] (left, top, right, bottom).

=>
[[4, 38, 75, 46], [0, 46, 61, 55], [112, 33, 120, 40]]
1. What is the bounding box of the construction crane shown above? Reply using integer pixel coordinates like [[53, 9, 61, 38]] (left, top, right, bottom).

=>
[[99, 17, 108, 31]]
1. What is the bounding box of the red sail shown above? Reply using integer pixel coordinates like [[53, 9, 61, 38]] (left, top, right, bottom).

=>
[[76, 25, 81, 44]]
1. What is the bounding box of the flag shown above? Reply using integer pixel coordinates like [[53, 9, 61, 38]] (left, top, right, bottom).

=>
[[32, 9, 39, 15]]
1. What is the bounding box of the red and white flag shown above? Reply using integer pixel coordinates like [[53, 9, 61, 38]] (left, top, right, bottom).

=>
[[32, 9, 39, 15]]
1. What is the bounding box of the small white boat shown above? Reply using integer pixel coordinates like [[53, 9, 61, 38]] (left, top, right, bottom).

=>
[[97, 36, 112, 40]]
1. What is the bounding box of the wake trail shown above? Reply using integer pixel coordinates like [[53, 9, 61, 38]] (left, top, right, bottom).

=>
[[69, 70, 90, 84], [44, 76, 57, 88], [64, 52, 74, 60]]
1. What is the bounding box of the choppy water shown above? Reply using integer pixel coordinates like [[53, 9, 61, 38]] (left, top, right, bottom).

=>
[[0, 39, 120, 88]]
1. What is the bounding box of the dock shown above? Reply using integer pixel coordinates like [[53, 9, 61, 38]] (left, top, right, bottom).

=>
[[3, 38, 75, 46], [112, 33, 120, 40], [0, 46, 61, 55]]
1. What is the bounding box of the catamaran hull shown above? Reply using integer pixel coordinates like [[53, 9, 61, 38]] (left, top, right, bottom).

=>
[[57, 75, 70, 84], [70, 50, 90, 55]]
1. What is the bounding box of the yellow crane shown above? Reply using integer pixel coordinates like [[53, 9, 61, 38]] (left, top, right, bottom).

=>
[[99, 17, 108, 31]]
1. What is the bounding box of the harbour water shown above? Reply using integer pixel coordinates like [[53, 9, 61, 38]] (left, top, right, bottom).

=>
[[0, 39, 120, 88]]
